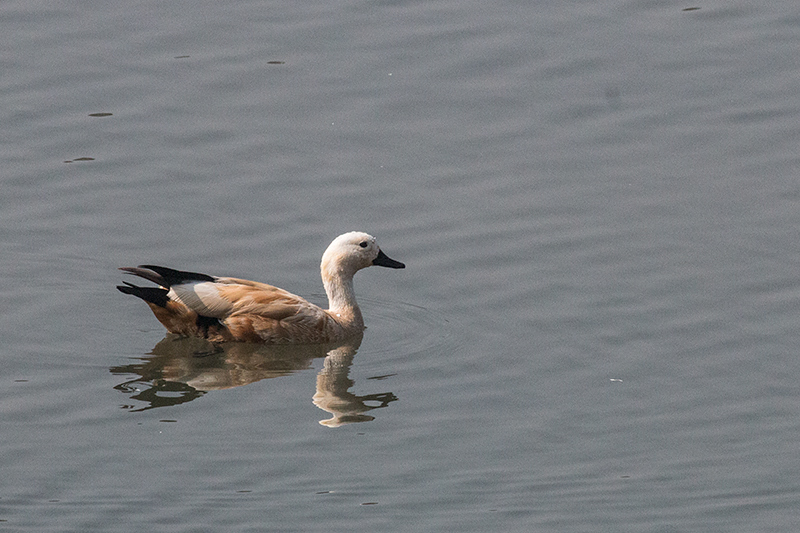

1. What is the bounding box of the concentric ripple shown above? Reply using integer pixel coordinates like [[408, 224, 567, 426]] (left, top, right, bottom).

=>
[[358, 296, 461, 364]]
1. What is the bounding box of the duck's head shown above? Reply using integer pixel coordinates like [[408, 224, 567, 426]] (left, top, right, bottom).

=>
[[321, 231, 405, 277]]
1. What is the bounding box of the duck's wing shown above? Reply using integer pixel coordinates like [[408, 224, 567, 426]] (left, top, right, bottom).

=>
[[214, 278, 335, 343], [169, 276, 321, 322]]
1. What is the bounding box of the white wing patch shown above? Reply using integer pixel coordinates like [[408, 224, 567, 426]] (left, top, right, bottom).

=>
[[168, 281, 234, 318]]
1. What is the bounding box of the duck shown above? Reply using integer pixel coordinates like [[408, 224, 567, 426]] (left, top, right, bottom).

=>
[[117, 231, 405, 344]]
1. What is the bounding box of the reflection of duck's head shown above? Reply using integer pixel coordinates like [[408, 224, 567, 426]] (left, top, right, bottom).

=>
[[313, 341, 397, 427]]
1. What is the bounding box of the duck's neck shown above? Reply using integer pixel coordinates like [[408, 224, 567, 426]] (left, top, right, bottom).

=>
[[322, 268, 364, 331]]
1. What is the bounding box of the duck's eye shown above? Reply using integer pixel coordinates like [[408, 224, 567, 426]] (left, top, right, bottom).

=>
[[359, 241, 368, 248]]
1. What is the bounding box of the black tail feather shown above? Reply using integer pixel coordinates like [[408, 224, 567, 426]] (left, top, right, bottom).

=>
[[119, 267, 167, 287], [136, 265, 215, 286], [119, 265, 215, 288], [117, 281, 170, 308]]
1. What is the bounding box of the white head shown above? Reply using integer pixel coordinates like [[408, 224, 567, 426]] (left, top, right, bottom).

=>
[[321, 231, 405, 278], [319, 231, 404, 321]]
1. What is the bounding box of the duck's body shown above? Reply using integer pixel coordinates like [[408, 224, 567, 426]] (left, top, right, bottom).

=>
[[118, 232, 404, 344]]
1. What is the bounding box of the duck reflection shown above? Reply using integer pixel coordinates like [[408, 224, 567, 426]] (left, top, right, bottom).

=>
[[111, 332, 397, 425], [313, 347, 397, 427]]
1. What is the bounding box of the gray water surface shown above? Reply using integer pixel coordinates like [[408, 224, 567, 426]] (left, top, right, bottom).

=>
[[3, 0, 800, 531]]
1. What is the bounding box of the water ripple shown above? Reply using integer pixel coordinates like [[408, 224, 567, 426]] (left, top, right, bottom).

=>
[[359, 296, 461, 364]]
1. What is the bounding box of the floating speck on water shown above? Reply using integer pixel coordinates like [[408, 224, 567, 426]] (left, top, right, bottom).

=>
[[368, 373, 396, 380], [88, 112, 112, 117]]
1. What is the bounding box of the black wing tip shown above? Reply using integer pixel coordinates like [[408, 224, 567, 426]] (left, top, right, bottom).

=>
[[118, 266, 167, 287], [118, 265, 215, 288], [117, 281, 170, 307], [137, 265, 216, 284], [116, 281, 134, 294]]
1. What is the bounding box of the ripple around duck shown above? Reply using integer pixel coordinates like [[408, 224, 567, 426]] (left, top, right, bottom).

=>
[[358, 296, 461, 365]]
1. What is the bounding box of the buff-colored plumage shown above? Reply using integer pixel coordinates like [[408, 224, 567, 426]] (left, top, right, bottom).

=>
[[118, 232, 405, 343]]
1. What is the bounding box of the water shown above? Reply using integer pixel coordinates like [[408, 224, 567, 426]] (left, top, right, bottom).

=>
[[3, 0, 800, 530]]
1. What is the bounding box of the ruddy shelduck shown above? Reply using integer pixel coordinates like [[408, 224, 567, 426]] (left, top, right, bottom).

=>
[[118, 231, 405, 343]]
